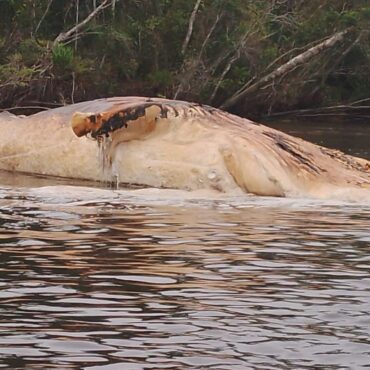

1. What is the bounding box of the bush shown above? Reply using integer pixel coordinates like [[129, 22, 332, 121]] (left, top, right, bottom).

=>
[[52, 44, 74, 72]]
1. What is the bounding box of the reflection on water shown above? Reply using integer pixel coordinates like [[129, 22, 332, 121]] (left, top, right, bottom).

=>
[[1, 122, 370, 369], [0, 182, 370, 369], [266, 119, 370, 160]]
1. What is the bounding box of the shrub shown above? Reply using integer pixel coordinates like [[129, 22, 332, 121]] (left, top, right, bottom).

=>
[[52, 44, 74, 72]]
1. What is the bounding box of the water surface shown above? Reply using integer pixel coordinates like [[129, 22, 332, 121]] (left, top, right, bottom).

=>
[[0, 122, 370, 370], [267, 119, 370, 159]]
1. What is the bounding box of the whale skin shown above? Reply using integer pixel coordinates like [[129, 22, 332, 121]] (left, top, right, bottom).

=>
[[0, 96, 369, 201]]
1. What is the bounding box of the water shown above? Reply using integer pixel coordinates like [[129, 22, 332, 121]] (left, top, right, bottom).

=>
[[266, 119, 370, 160], [0, 121, 370, 369]]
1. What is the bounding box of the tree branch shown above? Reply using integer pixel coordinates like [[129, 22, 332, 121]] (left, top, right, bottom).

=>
[[53, 0, 112, 46], [174, 10, 221, 99], [220, 28, 354, 110], [210, 26, 260, 102], [34, 0, 54, 38], [181, 0, 202, 55], [309, 30, 364, 98]]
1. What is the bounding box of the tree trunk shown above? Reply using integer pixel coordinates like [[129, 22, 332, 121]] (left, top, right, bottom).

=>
[[181, 0, 202, 55], [220, 28, 354, 110]]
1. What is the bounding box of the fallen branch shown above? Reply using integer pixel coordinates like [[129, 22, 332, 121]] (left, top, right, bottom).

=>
[[264, 102, 370, 119], [53, 0, 112, 46], [269, 113, 370, 120], [352, 98, 370, 105], [220, 28, 354, 110], [309, 30, 364, 98]]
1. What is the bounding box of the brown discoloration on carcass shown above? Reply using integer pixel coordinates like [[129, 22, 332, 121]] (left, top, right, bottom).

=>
[[320, 146, 370, 174], [0, 96, 369, 200], [72, 104, 168, 139], [66, 96, 370, 199], [262, 131, 324, 175], [71, 112, 105, 137], [71, 99, 218, 139]]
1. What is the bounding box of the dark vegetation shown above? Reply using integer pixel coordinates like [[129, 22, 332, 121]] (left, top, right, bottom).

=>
[[0, 0, 369, 118]]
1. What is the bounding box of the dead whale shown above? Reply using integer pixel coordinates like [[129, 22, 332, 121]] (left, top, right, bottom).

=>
[[0, 97, 369, 201]]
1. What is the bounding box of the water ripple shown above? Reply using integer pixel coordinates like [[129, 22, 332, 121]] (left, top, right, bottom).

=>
[[0, 182, 369, 369]]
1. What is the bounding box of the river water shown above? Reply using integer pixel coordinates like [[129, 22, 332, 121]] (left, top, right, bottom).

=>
[[0, 121, 370, 369]]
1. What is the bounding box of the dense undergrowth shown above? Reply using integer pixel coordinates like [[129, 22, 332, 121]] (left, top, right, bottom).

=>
[[0, 0, 369, 118]]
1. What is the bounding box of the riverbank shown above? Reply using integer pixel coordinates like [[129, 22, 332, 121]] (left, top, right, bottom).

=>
[[1, 1, 369, 119]]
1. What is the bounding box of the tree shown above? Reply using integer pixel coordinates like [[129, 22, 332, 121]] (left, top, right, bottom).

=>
[[0, 0, 369, 118]]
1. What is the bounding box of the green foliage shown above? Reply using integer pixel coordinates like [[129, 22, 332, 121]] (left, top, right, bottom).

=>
[[149, 69, 172, 88], [341, 11, 359, 26], [360, 6, 370, 19], [52, 44, 74, 72], [0, 0, 369, 115], [229, 66, 251, 88], [72, 55, 93, 75], [0, 59, 39, 87], [18, 39, 44, 66]]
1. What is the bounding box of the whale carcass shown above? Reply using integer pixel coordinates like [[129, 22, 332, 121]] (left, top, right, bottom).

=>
[[0, 97, 369, 201]]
